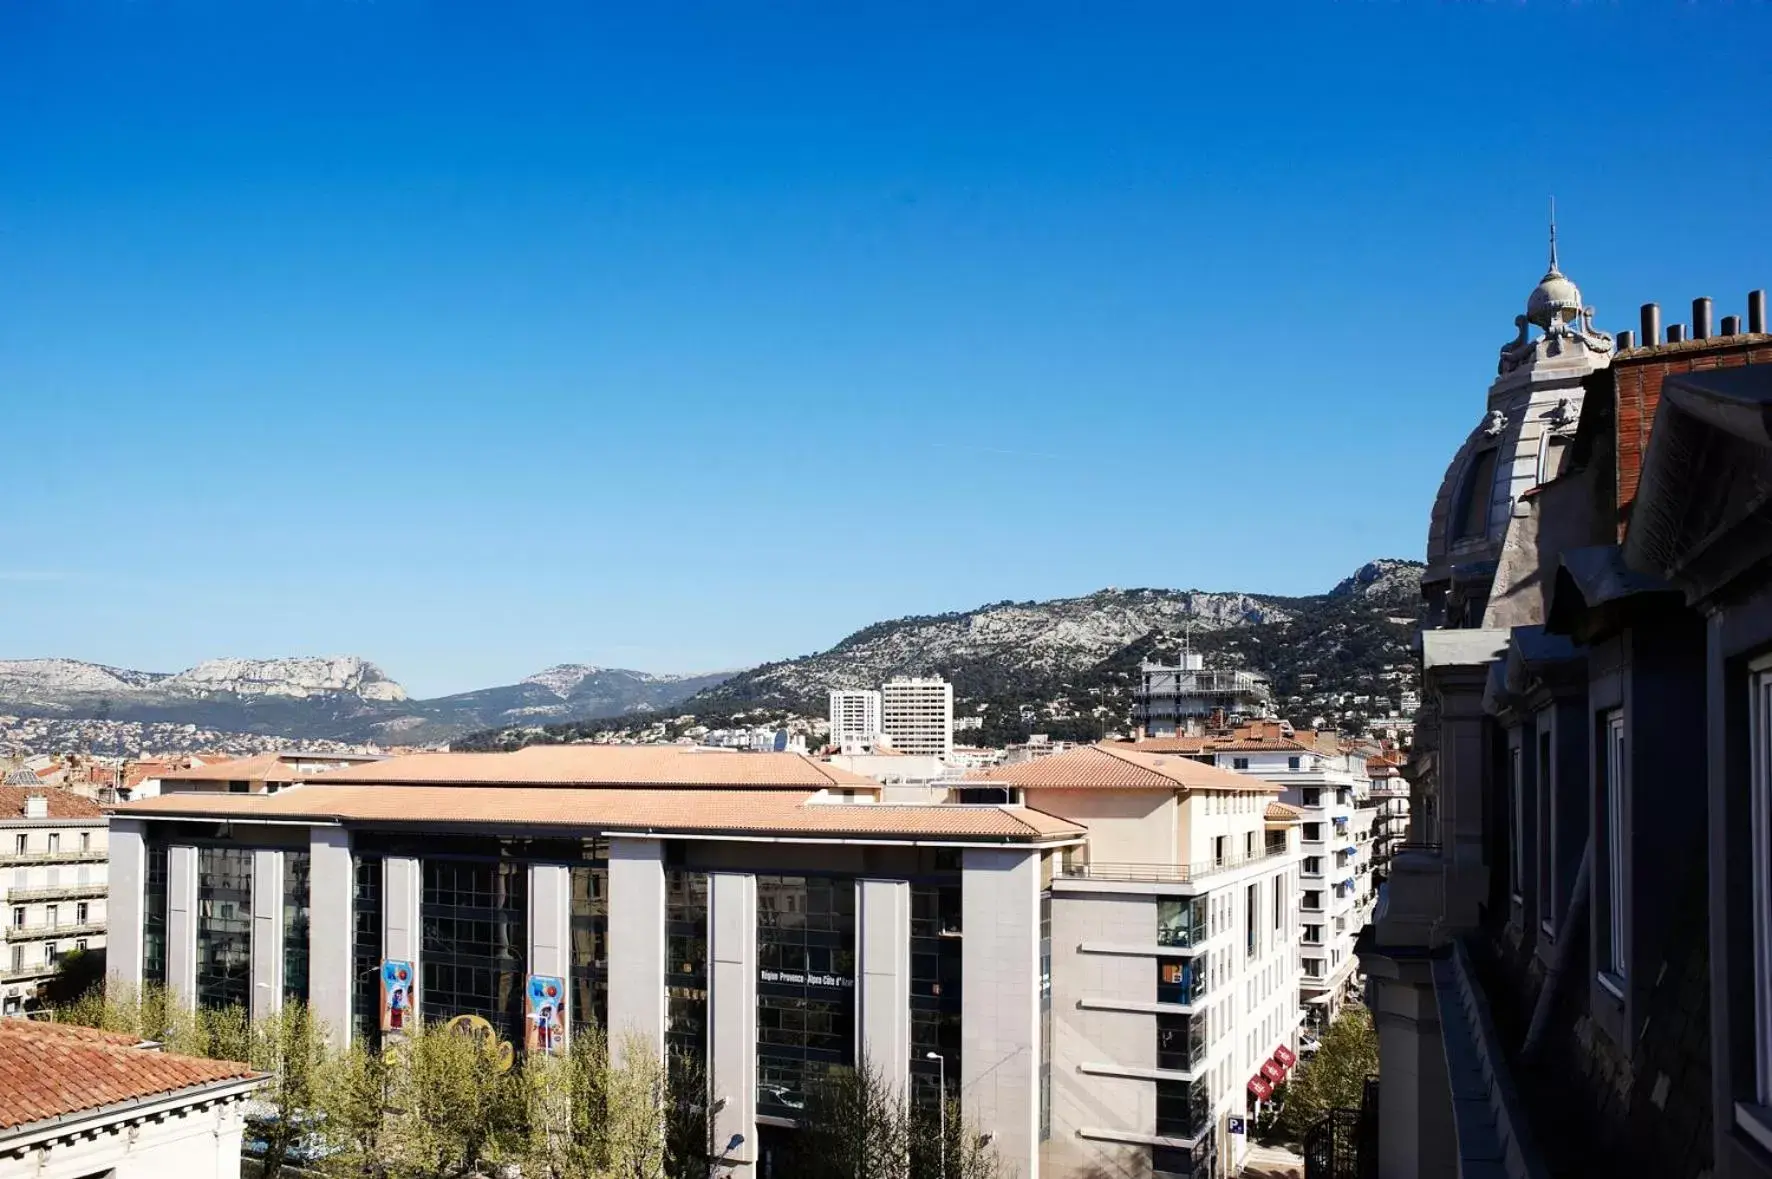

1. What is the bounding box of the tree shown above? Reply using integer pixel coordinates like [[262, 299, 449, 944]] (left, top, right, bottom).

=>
[[909, 1095, 1004, 1179], [384, 1018, 528, 1179], [601, 1034, 667, 1179], [792, 1063, 1007, 1179], [1275, 1009, 1378, 1141], [314, 1037, 395, 1179], [44, 947, 106, 1007], [662, 1049, 711, 1179], [247, 1002, 331, 1179]]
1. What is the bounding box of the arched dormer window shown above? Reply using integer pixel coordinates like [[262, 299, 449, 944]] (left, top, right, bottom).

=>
[[1452, 448, 1499, 541]]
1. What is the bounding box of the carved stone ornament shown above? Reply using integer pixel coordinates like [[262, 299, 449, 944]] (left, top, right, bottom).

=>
[[1483, 409, 1508, 438]]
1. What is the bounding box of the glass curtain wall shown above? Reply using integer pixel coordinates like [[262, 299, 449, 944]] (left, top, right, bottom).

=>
[[910, 880, 963, 1111], [665, 870, 709, 1074], [756, 875, 855, 1120], [420, 859, 528, 1043], [283, 850, 310, 1005], [569, 845, 610, 1032], [352, 855, 383, 1046], [143, 843, 168, 987], [195, 846, 252, 1010]]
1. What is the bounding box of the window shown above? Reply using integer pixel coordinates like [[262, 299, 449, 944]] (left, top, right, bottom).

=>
[[1157, 959, 1204, 1005], [1747, 669, 1772, 1112], [1537, 729, 1555, 932], [46, 905, 58, 928], [1540, 433, 1573, 483], [1303, 890, 1323, 911], [80, 832, 90, 853], [75, 938, 86, 952], [1303, 958, 1324, 979], [666, 870, 709, 1080], [1157, 897, 1206, 949], [1274, 874, 1284, 931], [45, 942, 58, 964], [1302, 788, 1322, 808], [1303, 823, 1322, 842], [352, 856, 383, 1046], [196, 846, 252, 1011], [9, 946, 20, 972], [1303, 924, 1323, 944], [1156, 1079, 1211, 1139], [1509, 744, 1525, 899], [47, 834, 60, 853], [1304, 856, 1322, 875], [9, 907, 20, 928], [1157, 1013, 1203, 1072], [1598, 711, 1628, 985], [757, 875, 855, 1120], [1288, 756, 1301, 771], [76, 901, 88, 925], [228, 781, 248, 794], [1233, 757, 1250, 771], [1213, 836, 1227, 866], [1153, 1141, 1212, 1177], [1245, 883, 1258, 956], [1453, 447, 1499, 541], [11, 835, 23, 855]]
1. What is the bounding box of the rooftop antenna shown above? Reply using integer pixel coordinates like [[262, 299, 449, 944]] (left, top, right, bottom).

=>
[[1547, 196, 1559, 274]]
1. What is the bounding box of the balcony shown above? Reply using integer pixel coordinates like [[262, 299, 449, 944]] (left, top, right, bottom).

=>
[[5, 883, 107, 903], [0, 964, 55, 984], [1060, 843, 1292, 888], [0, 850, 106, 868], [4, 922, 103, 940]]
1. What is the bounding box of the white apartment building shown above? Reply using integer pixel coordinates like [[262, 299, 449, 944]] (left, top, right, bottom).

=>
[[1, 778, 109, 1015], [982, 746, 1307, 1179], [1132, 725, 1378, 1028], [881, 677, 953, 759], [827, 689, 883, 748]]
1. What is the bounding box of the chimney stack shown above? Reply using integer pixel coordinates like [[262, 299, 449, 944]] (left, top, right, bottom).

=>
[[1693, 297, 1714, 340], [1641, 303, 1661, 347], [1617, 329, 1635, 350], [1750, 289, 1768, 335], [23, 792, 47, 820], [1667, 323, 1687, 344], [1722, 316, 1742, 337]]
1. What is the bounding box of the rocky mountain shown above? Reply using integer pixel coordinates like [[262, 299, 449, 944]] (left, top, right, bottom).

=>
[[0, 656, 731, 753], [464, 559, 1428, 750]]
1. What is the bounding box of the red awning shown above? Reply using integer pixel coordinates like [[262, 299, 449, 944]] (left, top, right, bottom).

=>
[[1260, 1059, 1285, 1082], [1274, 1044, 1297, 1066], [1248, 1076, 1274, 1100]]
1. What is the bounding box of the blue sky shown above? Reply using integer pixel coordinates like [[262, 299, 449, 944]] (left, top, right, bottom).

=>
[[3, 2, 1770, 697]]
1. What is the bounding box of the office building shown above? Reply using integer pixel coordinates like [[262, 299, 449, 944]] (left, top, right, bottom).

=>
[[881, 677, 954, 759], [107, 739, 1306, 1178], [1135, 654, 1273, 738], [2, 777, 108, 1016]]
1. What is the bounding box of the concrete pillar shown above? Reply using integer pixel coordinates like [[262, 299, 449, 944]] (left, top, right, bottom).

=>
[[856, 878, 911, 1099], [384, 857, 422, 1017], [105, 820, 146, 994], [530, 863, 573, 1039], [606, 839, 666, 1063], [961, 848, 1042, 1179], [250, 849, 286, 1022], [309, 829, 354, 1048], [1373, 969, 1454, 1179], [166, 844, 199, 1011], [709, 872, 757, 1174]]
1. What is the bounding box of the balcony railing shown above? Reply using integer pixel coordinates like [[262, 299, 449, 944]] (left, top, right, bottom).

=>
[[0, 850, 106, 867], [5, 883, 108, 903], [0, 965, 55, 983], [1060, 844, 1292, 887], [4, 921, 103, 940]]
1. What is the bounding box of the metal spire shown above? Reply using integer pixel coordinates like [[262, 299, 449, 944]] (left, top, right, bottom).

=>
[[1548, 196, 1559, 274]]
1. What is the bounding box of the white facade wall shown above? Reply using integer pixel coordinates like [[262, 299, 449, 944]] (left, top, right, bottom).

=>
[[2, 817, 110, 1012], [0, 1086, 259, 1179], [881, 678, 954, 759], [961, 847, 1043, 1179], [828, 690, 883, 747]]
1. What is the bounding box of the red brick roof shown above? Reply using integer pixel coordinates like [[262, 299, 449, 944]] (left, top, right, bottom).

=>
[[0, 1019, 258, 1133], [1265, 802, 1305, 821], [973, 743, 1282, 793], [0, 787, 104, 821]]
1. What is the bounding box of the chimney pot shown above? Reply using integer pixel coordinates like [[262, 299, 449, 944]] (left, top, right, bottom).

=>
[[1668, 324, 1687, 344], [1750, 290, 1768, 335], [1617, 329, 1635, 350], [1722, 315, 1742, 337], [1640, 303, 1661, 347], [1693, 297, 1714, 340]]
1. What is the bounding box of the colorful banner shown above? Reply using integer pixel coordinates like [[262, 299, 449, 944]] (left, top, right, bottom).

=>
[[380, 960, 413, 1033], [525, 975, 566, 1056]]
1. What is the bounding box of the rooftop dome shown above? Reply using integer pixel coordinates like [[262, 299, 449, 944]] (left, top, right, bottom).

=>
[[1527, 266, 1584, 330]]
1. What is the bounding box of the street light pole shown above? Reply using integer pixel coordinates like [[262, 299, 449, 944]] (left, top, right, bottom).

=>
[[925, 1051, 946, 1177]]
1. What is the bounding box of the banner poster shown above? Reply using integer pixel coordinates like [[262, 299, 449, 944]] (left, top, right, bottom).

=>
[[526, 974, 567, 1056], [380, 960, 413, 1033]]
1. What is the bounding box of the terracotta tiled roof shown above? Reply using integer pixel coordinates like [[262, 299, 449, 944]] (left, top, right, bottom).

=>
[[1265, 802, 1305, 821], [1130, 735, 1315, 754], [111, 784, 1083, 842], [308, 746, 880, 789], [0, 787, 104, 820], [972, 743, 1281, 793], [0, 1019, 259, 1134], [157, 753, 310, 784]]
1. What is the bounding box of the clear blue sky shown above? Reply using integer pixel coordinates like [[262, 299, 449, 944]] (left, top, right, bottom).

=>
[[4, 2, 1770, 698]]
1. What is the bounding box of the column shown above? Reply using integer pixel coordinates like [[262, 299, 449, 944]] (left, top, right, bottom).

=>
[[309, 829, 354, 1049], [530, 863, 573, 1039], [250, 849, 285, 1022], [105, 820, 146, 993], [856, 878, 911, 1098], [606, 838, 666, 1063], [961, 847, 1042, 1179], [709, 872, 757, 1173], [166, 844, 199, 1011], [1372, 966, 1454, 1179], [384, 857, 422, 1016]]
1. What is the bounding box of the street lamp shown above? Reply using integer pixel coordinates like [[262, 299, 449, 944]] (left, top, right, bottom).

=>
[[925, 1051, 946, 1177], [709, 1133, 744, 1178]]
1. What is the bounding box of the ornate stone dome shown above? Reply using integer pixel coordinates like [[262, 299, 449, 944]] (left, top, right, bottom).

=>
[[1527, 267, 1583, 330]]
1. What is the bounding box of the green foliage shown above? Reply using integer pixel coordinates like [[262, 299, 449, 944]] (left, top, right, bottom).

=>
[[314, 1036, 396, 1179], [790, 1063, 1006, 1179], [1275, 1009, 1379, 1142], [386, 1017, 529, 1179], [248, 1002, 331, 1179], [44, 947, 106, 1007]]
